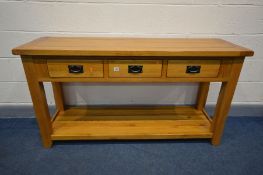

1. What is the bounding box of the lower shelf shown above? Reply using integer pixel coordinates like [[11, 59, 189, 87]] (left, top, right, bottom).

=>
[[51, 106, 213, 140]]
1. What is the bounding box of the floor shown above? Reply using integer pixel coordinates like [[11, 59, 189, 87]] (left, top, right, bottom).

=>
[[0, 117, 263, 175]]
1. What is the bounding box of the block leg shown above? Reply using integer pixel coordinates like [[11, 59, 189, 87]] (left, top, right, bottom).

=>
[[211, 58, 244, 145], [196, 82, 210, 110], [22, 56, 53, 148], [52, 82, 65, 111]]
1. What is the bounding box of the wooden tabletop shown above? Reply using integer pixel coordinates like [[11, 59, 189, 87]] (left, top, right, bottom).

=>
[[12, 37, 254, 57]]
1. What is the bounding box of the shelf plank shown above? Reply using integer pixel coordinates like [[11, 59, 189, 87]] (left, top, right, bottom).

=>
[[51, 106, 212, 140], [56, 106, 206, 121], [52, 120, 212, 140]]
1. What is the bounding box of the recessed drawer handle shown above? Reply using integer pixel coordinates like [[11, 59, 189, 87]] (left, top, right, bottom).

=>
[[68, 65, 84, 73], [186, 66, 201, 74], [128, 65, 143, 73]]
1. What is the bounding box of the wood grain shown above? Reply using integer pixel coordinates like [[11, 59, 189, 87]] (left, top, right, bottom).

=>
[[211, 58, 244, 145], [13, 37, 253, 147], [52, 82, 65, 111], [56, 106, 207, 121], [196, 82, 210, 110], [47, 59, 103, 78], [51, 106, 212, 140], [167, 60, 221, 78], [51, 121, 212, 140], [39, 77, 229, 83], [21, 56, 53, 148], [12, 37, 254, 57], [109, 60, 162, 78]]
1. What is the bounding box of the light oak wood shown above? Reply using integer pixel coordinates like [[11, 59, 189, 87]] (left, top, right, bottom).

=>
[[21, 56, 53, 148], [52, 121, 212, 140], [202, 109, 212, 123], [52, 82, 64, 111], [13, 37, 254, 147], [12, 37, 254, 57], [51, 106, 212, 140], [40, 77, 229, 83], [20, 56, 235, 81], [51, 110, 60, 122], [31, 57, 49, 79], [211, 58, 244, 145], [196, 82, 210, 110], [56, 106, 207, 121], [161, 60, 168, 78], [47, 59, 103, 77], [109, 60, 162, 78], [217, 60, 233, 79], [167, 60, 221, 78], [103, 60, 110, 79]]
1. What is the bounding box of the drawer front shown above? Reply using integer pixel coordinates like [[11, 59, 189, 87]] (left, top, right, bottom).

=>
[[109, 60, 162, 78], [167, 60, 221, 78], [47, 59, 103, 78]]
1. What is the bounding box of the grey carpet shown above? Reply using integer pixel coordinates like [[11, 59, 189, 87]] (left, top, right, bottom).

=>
[[0, 117, 263, 175]]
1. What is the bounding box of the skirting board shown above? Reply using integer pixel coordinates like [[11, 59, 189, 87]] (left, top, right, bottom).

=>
[[0, 104, 262, 118]]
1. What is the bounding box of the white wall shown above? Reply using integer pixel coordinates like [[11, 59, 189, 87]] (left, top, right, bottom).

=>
[[0, 0, 262, 106]]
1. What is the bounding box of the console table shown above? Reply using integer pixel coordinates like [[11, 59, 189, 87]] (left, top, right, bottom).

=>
[[12, 37, 254, 148]]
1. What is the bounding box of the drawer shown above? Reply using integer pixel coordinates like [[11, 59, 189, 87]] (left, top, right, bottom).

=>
[[109, 60, 162, 78], [47, 59, 104, 78], [167, 60, 221, 78]]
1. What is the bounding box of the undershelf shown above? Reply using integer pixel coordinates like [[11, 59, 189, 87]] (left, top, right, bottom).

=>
[[51, 106, 213, 140]]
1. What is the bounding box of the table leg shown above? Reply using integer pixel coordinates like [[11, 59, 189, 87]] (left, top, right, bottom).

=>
[[22, 56, 53, 148], [196, 82, 210, 110], [211, 58, 244, 145], [52, 82, 65, 111]]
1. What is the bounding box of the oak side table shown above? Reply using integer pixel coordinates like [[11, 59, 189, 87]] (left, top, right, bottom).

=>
[[12, 37, 254, 148]]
